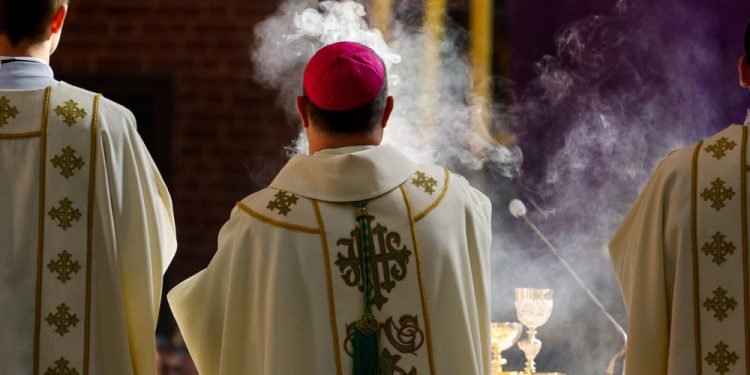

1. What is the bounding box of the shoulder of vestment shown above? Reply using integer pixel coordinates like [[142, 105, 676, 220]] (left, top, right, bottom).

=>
[[235, 187, 321, 234], [400, 163, 455, 222]]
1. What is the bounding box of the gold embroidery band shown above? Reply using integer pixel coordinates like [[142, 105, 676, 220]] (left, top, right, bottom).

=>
[[691, 140, 703, 373], [34, 87, 53, 375], [414, 168, 451, 222], [0, 130, 42, 139], [400, 185, 437, 374], [312, 200, 343, 375], [37, 86, 97, 375], [83, 94, 100, 375], [236, 202, 320, 234], [694, 126, 748, 374]]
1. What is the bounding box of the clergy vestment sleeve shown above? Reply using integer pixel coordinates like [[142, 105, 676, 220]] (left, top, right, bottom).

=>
[[167, 206, 250, 375], [609, 151, 687, 375], [95, 100, 177, 373], [465, 183, 493, 373]]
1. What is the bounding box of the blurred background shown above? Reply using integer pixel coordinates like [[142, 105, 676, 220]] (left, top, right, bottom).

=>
[[51, 0, 750, 373]]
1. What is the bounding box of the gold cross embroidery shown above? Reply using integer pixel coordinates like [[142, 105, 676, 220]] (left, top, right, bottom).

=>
[[47, 251, 82, 283], [51, 146, 85, 179], [703, 287, 737, 321], [335, 215, 412, 311], [700, 178, 735, 211], [705, 341, 739, 375], [44, 357, 79, 375], [48, 198, 82, 230], [0, 96, 19, 127], [701, 232, 736, 265], [54, 100, 87, 126], [412, 171, 438, 194], [266, 191, 298, 216], [705, 137, 737, 160], [45, 303, 79, 336]]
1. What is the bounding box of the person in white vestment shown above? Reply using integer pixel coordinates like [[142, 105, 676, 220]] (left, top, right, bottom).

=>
[[0, 1, 177, 374], [610, 23, 750, 375], [168, 41, 492, 375]]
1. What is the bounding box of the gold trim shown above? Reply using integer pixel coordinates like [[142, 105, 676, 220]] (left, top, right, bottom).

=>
[[0, 130, 42, 139], [34, 86, 52, 375], [414, 168, 451, 222], [312, 200, 343, 375], [691, 140, 704, 374], [741, 126, 750, 373], [400, 185, 436, 373], [236, 202, 319, 234], [83, 94, 100, 375]]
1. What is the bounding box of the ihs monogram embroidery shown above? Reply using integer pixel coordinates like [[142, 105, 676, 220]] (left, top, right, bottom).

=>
[[48, 197, 82, 230], [54, 100, 87, 126], [51, 146, 85, 179], [700, 178, 735, 211], [266, 190, 298, 216], [703, 287, 737, 322], [335, 214, 412, 310], [44, 357, 78, 375], [47, 251, 82, 283], [412, 171, 438, 195], [45, 303, 79, 336], [0, 96, 19, 127], [344, 314, 424, 374], [705, 341, 739, 375], [705, 137, 737, 160], [701, 232, 736, 266]]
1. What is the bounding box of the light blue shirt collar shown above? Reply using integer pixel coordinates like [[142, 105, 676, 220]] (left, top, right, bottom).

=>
[[0, 56, 56, 90]]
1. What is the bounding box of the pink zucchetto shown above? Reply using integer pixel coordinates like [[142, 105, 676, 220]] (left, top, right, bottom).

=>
[[303, 41, 386, 111]]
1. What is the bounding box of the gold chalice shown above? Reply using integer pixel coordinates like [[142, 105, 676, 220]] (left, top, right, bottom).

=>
[[491, 322, 523, 374]]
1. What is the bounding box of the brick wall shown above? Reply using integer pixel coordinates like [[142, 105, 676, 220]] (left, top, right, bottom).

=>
[[53, 0, 296, 289]]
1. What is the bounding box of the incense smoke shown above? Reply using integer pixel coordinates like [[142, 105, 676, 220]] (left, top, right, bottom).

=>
[[250, 0, 750, 373], [251, 0, 522, 176]]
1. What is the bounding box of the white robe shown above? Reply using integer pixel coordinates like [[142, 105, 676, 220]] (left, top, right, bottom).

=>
[[0, 81, 176, 374], [611, 124, 750, 375], [168, 145, 492, 375]]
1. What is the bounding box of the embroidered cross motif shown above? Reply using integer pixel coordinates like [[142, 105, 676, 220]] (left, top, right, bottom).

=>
[[701, 178, 735, 211], [45, 357, 79, 375], [45, 303, 79, 336], [0, 96, 19, 127], [412, 171, 438, 195], [705, 137, 737, 160], [54, 100, 87, 126], [47, 251, 81, 283], [336, 215, 412, 310], [705, 341, 739, 375], [703, 287, 737, 321], [48, 198, 82, 230], [701, 232, 736, 265], [380, 348, 418, 375], [51, 146, 85, 179], [266, 190, 298, 216]]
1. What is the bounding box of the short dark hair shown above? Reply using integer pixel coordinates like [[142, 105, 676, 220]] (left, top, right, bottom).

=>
[[0, 0, 68, 46], [745, 22, 750, 61], [304, 79, 389, 134]]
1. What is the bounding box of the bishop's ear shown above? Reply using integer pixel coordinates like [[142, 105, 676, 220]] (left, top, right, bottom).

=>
[[296, 96, 310, 129], [739, 57, 750, 89]]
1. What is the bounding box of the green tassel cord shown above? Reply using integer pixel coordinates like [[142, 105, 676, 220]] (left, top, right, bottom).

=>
[[352, 202, 382, 375]]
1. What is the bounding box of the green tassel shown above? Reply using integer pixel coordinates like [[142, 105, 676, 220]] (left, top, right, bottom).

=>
[[353, 314, 381, 375], [352, 202, 381, 375]]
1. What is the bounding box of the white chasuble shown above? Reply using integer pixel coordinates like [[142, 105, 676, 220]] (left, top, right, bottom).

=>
[[0, 82, 177, 375], [611, 124, 750, 375], [168, 145, 492, 375]]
